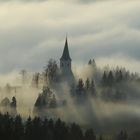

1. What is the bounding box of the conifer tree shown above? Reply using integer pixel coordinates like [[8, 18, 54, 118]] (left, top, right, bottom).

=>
[[99, 135, 103, 140], [11, 97, 16, 108], [10, 97, 17, 116], [108, 71, 114, 86], [13, 115, 24, 140], [85, 78, 90, 90], [32, 73, 40, 88], [50, 94, 57, 108], [88, 59, 92, 65], [70, 123, 83, 140], [25, 116, 33, 140], [90, 79, 96, 96], [102, 71, 107, 86], [85, 129, 96, 140], [77, 79, 84, 93]]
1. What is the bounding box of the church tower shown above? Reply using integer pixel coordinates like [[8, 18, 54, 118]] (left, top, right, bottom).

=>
[[60, 37, 73, 81]]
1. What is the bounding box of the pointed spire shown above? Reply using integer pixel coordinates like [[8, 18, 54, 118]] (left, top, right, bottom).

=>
[[60, 37, 71, 61]]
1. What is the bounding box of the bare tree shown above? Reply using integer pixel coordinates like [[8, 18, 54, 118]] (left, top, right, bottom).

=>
[[44, 59, 59, 84], [20, 69, 27, 85]]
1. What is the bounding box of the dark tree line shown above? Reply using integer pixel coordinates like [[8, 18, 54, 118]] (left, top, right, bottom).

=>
[[0, 113, 98, 140], [100, 67, 140, 101], [116, 130, 128, 140], [71, 78, 96, 103], [101, 67, 140, 87], [0, 97, 17, 116]]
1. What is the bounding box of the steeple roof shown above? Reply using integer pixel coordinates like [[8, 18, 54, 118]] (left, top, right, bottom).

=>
[[60, 37, 71, 61]]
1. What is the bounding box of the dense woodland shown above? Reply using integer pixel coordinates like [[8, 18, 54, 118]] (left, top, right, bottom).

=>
[[0, 113, 138, 140], [0, 113, 97, 140]]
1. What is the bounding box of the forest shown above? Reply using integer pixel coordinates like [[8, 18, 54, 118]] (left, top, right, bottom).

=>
[[0, 113, 135, 140], [0, 59, 140, 140]]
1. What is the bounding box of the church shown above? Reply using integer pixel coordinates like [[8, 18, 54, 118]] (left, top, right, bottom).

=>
[[60, 37, 74, 83]]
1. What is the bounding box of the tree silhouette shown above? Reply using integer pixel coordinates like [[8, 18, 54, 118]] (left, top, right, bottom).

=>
[[50, 94, 57, 108], [117, 130, 128, 140], [20, 69, 27, 85], [44, 59, 59, 84], [0, 113, 106, 140], [70, 123, 83, 140], [85, 78, 90, 90], [107, 71, 114, 86], [102, 71, 107, 86], [32, 73, 40, 88], [90, 79, 96, 96], [13, 115, 24, 140], [85, 129, 96, 140]]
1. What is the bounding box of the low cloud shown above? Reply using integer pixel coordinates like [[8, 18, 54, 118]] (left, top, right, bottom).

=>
[[0, 0, 139, 73]]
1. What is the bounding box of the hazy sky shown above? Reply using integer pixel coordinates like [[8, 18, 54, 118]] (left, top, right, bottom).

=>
[[0, 0, 140, 73]]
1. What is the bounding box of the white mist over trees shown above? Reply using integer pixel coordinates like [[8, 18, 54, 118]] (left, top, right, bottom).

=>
[[0, 38, 139, 134], [0, 56, 140, 133]]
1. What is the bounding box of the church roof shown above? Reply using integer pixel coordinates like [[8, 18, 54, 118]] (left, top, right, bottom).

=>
[[60, 37, 71, 61]]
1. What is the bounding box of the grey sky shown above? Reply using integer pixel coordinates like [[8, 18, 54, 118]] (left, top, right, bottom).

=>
[[0, 0, 140, 73]]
